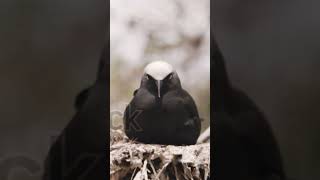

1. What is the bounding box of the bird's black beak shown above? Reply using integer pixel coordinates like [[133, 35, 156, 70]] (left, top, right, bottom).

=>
[[156, 80, 162, 98]]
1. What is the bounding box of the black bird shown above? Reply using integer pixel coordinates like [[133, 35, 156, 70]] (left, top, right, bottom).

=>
[[42, 44, 108, 180], [212, 38, 286, 180], [124, 61, 201, 145]]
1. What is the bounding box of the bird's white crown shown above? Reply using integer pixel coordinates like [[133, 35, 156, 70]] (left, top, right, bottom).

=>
[[144, 61, 174, 80]]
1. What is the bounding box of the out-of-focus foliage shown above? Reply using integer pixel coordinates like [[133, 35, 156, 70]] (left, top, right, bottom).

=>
[[110, 0, 210, 131]]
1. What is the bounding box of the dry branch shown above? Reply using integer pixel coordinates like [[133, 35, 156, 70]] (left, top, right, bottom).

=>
[[110, 129, 210, 180]]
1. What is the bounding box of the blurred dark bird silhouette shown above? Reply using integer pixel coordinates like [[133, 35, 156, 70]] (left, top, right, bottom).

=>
[[124, 61, 201, 145], [212, 37, 286, 180], [42, 43, 108, 180]]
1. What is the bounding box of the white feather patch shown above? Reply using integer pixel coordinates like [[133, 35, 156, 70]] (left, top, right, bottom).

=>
[[144, 61, 173, 80]]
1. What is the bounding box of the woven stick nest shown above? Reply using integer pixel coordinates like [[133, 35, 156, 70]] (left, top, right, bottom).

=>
[[110, 129, 210, 180]]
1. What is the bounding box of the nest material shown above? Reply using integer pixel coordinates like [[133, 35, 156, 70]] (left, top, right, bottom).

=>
[[110, 129, 210, 180]]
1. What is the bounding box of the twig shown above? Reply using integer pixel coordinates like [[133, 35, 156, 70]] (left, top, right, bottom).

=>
[[148, 159, 159, 180], [173, 164, 180, 180], [142, 159, 148, 180], [131, 167, 138, 180], [156, 162, 170, 179]]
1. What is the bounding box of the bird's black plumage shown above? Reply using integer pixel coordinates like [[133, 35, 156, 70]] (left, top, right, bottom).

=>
[[212, 38, 285, 179], [42, 44, 108, 180], [124, 62, 201, 145]]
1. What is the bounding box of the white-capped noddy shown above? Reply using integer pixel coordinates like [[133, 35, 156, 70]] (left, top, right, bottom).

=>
[[124, 61, 201, 145]]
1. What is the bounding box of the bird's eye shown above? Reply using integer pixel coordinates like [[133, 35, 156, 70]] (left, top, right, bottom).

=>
[[169, 73, 173, 80], [146, 74, 152, 80]]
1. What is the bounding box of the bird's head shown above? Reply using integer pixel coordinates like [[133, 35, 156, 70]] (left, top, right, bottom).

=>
[[141, 61, 181, 98]]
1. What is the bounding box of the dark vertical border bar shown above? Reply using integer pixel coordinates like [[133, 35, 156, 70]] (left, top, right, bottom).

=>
[[42, 0, 110, 178], [106, 0, 111, 179], [210, 0, 214, 179]]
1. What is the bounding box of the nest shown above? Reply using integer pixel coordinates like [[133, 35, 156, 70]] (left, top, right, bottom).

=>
[[110, 129, 210, 180]]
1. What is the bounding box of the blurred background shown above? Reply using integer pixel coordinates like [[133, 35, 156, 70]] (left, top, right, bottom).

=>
[[214, 0, 320, 179], [110, 0, 211, 131], [0, 0, 105, 179]]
